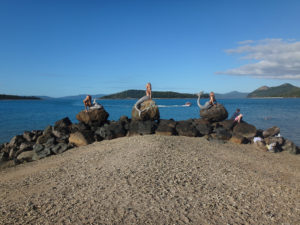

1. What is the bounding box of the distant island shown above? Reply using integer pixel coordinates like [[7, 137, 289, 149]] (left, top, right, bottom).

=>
[[248, 83, 300, 98], [100, 89, 209, 99], [0, 94, 41, 100]]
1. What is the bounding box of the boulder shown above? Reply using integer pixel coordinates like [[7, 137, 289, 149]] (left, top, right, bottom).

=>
[[200, 104, 228, 122], [76, 108, 109, 126], [233, 122, 257, 139], [95, 121, 127, 140], [128, 120, 157, 136], [16, 150, 38, 163], [214, 127, 232, 141], [217, 120, 236, 131], [282, 140, 299, 154], [263, 126, 280, 138], [176, 121, 198, 137], [253, 139, 268, 151], [155, 119, 177, 136], [53, 117, 72, 138], [8, 135, 25, 148], [33, 144, 51, 159], [71, 122, 90, 133], [23, 131, 34, 142], [131, 100, 160, 121], [69, 131, 94, 146], [229, 135, 247, 144], [31, 130, 43, 142], [51, 143, 69, 154], [193, 119, 213, 135]]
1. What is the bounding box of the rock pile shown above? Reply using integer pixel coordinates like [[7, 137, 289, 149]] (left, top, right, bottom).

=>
[[0, 105, 299, 167]]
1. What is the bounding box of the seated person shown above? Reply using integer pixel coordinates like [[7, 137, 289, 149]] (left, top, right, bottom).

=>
[[197, 91, 217, 110], [83, 95, 92, 112], [231, 108, 243, 123]]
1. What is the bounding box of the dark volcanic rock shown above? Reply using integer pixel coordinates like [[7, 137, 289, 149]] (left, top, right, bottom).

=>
[[69, 131, 95, 146], [155, 119, 177, 136], [8, 135, 25, 148], [23, 131, 34, 142], [263, 126, 280, 138], [131, 100, 160, 121], [0, 152, 9, 163], [214, 127, 232, 140], [76, 108, 109, 126], [193, 119, 213, 135], [53, 117, 72, 138], [200, 104, 228, 122], [218, 120, 236, 131], [33, 144, 51, 159], [176, 121, 198, 137], [51, 143, 69, 154], [128, 120, 157, 136], [233, 122, 257, 139], [71, 122, 90, 133], [95, 121, 127, 140]]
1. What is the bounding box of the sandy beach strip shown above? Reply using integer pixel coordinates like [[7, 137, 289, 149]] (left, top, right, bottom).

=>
[[0, 135, 299, 224]]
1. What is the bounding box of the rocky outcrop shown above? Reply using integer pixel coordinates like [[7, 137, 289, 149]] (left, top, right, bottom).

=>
[[128, 120, 157, 136], [176, 121, 198, 137], [233, 122, 257, 139], [200, 104, 228, 122], [76, 108, 109, 126], [155, 120, 177, 136], [69, 131, 95, 147], [263, 126, 280, 138], [131, 100, 160, 121]]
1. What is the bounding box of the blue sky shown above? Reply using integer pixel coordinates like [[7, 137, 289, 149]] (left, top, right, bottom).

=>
[[1, 0, 300, 97]]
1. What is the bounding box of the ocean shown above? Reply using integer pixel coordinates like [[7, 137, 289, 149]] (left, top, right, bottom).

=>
[[0, 98, 299, 146]]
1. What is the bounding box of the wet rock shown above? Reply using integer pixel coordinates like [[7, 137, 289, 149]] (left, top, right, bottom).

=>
[[176, 121, 198, 137], [69, 131, 94, 146], [200, 104, 228, 122], [265, 136, 284, 146], [131, 100, 160, 121], [76, 108, 109, 126], [282, 140, 299, 154], [214, 127, 232, 140], [193, 119, 213, 135], [263, 126, 280, 138], [155, 119, 177, 136], [233, 122, 257, 139], [128, 120, 157, 136]]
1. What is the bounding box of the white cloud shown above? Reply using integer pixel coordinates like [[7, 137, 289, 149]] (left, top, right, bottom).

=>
[[216, 39, 300, 79]]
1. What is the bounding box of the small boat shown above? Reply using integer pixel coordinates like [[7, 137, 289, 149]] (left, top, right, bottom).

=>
[[184, 102, 192, 107]]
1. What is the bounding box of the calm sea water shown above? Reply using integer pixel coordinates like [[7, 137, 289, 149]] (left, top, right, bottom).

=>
[[0, 98, 299, 146]]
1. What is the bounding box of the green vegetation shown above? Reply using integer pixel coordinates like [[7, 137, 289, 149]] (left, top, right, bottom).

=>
[[100, 89, 208, 99], [248, 83, 300, 98], [0, 94, 41, 100]]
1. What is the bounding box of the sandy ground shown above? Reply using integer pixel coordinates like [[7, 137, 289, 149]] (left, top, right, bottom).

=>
[[0, 135, 299, 225]]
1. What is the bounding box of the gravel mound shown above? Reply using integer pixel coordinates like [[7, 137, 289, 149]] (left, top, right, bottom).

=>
[[0, 135, 299, 224]]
